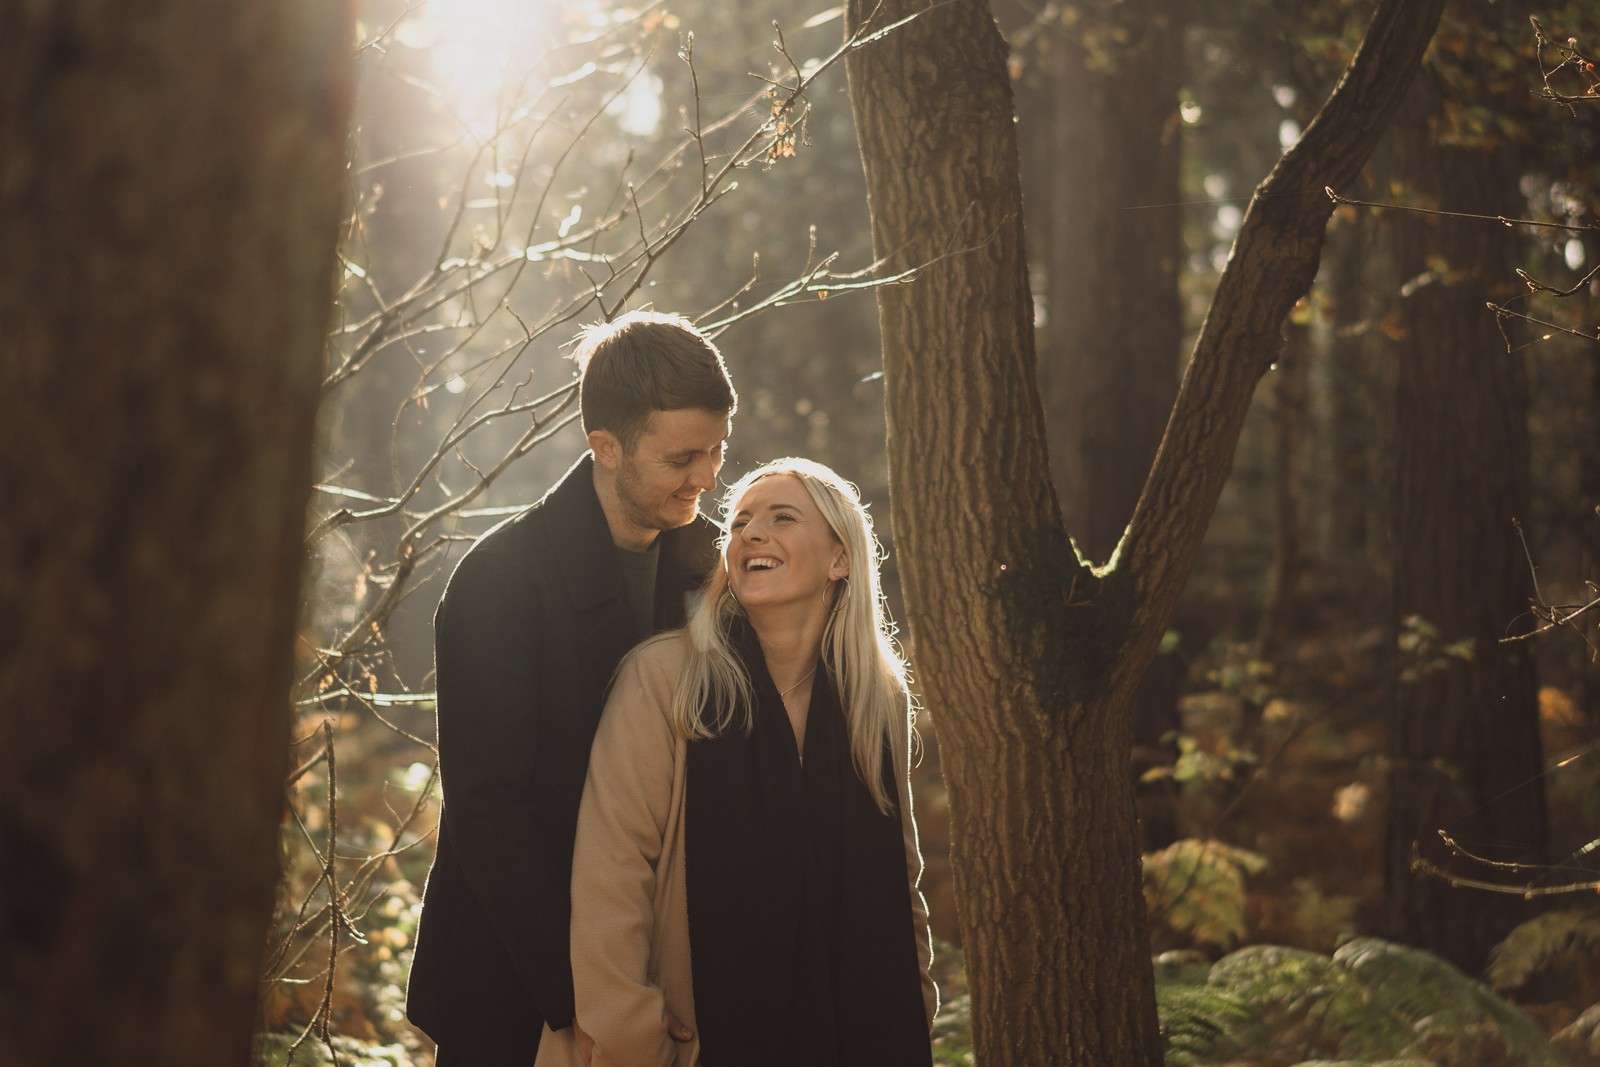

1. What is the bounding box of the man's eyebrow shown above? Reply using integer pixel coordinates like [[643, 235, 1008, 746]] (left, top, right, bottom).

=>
[[663, 442, 722, 460]]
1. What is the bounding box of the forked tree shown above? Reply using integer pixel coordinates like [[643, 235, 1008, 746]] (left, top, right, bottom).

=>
[[843, 0, 1445, 1061]]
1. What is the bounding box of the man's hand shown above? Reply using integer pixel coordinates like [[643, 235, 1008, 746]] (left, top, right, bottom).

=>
[[667, 1014, 694, 1044], [574, 1019, 595, 1066]]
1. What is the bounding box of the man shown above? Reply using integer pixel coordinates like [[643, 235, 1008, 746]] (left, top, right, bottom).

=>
[[406, 311, 737, 1065]]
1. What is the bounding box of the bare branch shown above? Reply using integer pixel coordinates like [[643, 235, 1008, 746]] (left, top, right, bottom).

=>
[[1530, 15, 1600, 113], [1413, 830, 1600, 898], [1327, 186, 1599, 234]]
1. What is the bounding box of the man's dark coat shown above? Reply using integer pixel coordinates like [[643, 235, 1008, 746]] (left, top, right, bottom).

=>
[[406, 454, 719, 1060]]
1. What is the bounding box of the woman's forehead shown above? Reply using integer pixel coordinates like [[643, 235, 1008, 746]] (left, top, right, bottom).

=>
[[729, 472, 806, 513]]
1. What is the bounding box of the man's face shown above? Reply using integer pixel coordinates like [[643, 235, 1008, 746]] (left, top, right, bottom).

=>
[[611, 407, 731, 537]]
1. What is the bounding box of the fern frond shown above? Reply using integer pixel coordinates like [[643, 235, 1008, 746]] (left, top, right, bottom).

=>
[[1154, 948, 1213, 987], [1157, 981, 1255, 1066], [1487, 907, 1600, 992], [1153, 939, 1568, 1066], [1145, 838, 1268, 949], [1552, 1002, 1600, 1066], [1333, 938, 1567, 1066], [1208, 944, 1410, 1060]]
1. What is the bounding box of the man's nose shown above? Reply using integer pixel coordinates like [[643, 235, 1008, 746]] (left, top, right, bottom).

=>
[[687, 456, 718, 491]]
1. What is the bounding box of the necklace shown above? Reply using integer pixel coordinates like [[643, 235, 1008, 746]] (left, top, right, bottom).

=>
[[778, 666, 817, 701]]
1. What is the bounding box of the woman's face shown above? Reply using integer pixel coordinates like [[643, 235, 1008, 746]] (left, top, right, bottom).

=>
[[725, 474, 849, 613]]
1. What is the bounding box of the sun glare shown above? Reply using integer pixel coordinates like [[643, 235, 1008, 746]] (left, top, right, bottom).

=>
[[383, 0, 664, 142], [394, 0, 565, 140], [609, 69, 663, 137]]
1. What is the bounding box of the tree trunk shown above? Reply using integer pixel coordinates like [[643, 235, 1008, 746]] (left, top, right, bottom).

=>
[[846, 0, 1441, 1061], [1324, 214, 1388, 572], [1385, 72, 1545, 973], [1258, 321, 1311, 660], [1581, 229, 1600, 728], [0, 5, 353, 1064], [844, 3, 1161, 1059], [845, 0, 1443, 1061], [1043, 1, 1184, 567]]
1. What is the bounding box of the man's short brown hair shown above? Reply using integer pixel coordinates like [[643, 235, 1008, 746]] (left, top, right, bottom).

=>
[[572, 311, 737, 451]]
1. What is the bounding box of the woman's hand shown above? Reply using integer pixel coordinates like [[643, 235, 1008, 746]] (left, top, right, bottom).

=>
[[572, 1013, 690, 1066]]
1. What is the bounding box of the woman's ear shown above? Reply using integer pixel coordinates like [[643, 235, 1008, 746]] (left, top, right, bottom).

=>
[[830, 549, 850, 582]]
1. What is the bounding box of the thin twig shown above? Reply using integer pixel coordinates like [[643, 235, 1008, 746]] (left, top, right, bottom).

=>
[[1327, 186, 1599, 234]]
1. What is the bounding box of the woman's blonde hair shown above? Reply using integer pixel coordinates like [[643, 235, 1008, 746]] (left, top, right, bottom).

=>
[[667, 457, 911, 813]]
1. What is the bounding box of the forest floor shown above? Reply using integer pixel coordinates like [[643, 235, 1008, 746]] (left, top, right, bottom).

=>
[[257, 617, 1600, 1067], [910, 616, 1600, 1066]]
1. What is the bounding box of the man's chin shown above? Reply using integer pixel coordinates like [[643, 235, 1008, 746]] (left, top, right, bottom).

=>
[[657, 500, 700, 530]]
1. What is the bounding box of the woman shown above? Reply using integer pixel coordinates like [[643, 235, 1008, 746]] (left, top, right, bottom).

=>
[[559, 458, 936, 1067]]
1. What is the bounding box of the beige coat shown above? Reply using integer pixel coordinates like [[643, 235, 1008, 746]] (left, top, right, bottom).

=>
[[534, 633, 936, 1067]]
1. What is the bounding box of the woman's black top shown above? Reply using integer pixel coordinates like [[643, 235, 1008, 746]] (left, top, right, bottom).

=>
[[684, 619, 932, 1066]]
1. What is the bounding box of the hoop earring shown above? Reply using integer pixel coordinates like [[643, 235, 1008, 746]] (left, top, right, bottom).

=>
[[725, 583, 746, 617], [827, 575, 850, 615]]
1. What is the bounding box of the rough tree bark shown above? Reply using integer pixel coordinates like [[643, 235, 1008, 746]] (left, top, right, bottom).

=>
[[1385, 71, 1545, 973], [0, 5, 352, 1065], [843, 0, 1443, 1061]]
